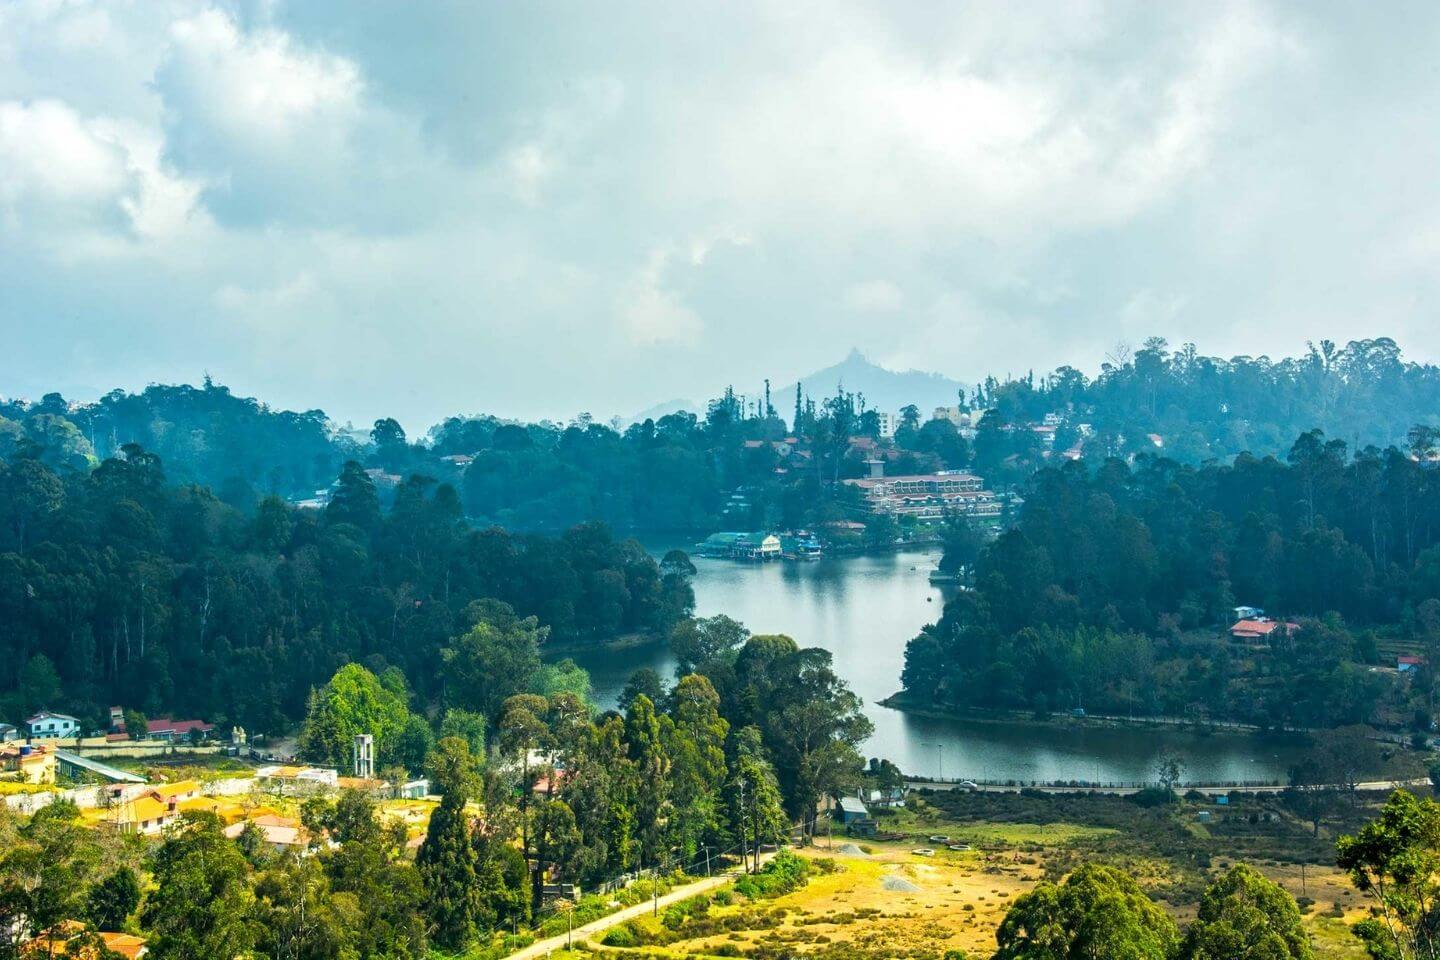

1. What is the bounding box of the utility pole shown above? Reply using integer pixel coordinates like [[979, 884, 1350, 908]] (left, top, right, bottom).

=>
[[739, 775, 750, 874]]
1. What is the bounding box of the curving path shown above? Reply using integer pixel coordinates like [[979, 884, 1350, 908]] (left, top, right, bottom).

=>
[[506, 853, 775, 960]]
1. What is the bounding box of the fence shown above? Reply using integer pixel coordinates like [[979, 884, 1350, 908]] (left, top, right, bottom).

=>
[[906, 776, 1286, 791]]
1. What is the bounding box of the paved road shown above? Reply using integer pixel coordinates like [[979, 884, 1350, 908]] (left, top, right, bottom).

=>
[[907, 777, 1430, 796], [507, 854, 774, 960]]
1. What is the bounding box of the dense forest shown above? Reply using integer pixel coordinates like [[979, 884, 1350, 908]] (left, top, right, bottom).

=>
[[5, 338, 1440, 532], [902, 427, 1440, 729], [0, 447, 692, 734]]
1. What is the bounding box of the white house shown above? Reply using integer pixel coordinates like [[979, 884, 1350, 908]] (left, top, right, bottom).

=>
[[26, 711, 80, 739]]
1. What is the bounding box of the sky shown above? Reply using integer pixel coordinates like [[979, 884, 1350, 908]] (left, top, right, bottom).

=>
[[3, 1, 1440, 433]]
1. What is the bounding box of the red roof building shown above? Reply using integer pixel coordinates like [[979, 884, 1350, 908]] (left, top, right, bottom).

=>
[[144, 717, 215, 741], [1229, 618, 1299, 640]]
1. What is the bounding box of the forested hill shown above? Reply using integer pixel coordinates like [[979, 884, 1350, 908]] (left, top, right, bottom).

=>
[[0, 381, 348, 499], [5, 337, 1440, 531], [0, 450, 693, 734], [902, 431, 1440, 730], [980, 336, 1440, 462]]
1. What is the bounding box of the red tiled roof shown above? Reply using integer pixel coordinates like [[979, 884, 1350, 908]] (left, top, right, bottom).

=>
[[1230, 619, 1298, 637], [146, 717, 214, 735]]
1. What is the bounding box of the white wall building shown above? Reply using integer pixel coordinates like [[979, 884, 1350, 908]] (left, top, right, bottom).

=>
[[26, 711, 80, 739]]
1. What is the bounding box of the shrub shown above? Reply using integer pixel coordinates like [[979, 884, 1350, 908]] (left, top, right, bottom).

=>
[[1130, 787, 1177, 808], [601, 924, 639, 948], [734, 851, 812, 900]]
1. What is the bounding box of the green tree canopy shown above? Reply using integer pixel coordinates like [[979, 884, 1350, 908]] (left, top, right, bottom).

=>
[[442, 604, 546, 721], [1337, 790, 1440, 960], [297, 663, 411, 771], [994, 863, 1178, 960], [1178, 864, 1314, 960]]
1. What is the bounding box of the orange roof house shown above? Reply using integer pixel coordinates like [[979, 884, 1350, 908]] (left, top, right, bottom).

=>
[[24, 922, 147, 958], [1229, 618, 1299, 640]]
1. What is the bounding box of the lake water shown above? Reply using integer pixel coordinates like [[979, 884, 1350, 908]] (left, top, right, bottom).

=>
[[565, 546, 1310, 784]]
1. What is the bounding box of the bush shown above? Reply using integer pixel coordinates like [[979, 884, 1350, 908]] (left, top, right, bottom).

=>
[[734, 851, 811, 900], [601, 924, 639, 948], [1130, 787, 1177, 808], [661, 894, 712, 931]]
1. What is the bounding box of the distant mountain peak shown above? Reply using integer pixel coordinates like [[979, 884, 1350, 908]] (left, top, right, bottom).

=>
[[625, 351, 964, 426], [775, 352, 965, 415]]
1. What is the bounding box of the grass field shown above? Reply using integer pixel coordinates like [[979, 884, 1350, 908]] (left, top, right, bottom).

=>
[[576, 788, 1397, 960]]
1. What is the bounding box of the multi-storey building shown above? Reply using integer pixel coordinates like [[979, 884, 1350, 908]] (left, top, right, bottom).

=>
[[843, 465, 1001, 522]]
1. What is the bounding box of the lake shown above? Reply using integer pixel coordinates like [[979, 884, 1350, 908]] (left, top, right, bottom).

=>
[[565, 546, 1310, 784]]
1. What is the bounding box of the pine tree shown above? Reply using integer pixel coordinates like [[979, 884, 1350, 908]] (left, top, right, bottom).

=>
[[668, 675, 730, 859], [624, 694, 672, 866], [417, 737, 484, 951]]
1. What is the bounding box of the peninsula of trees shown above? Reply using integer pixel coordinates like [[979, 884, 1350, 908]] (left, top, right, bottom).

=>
[[903, 426, 1440, 731]]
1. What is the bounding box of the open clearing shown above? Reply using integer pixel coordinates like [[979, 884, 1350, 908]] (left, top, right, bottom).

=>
[[575, 791, 1391, 960]]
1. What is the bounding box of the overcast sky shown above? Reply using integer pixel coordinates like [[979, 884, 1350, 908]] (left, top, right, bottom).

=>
[[3, 1, 1439, 432]]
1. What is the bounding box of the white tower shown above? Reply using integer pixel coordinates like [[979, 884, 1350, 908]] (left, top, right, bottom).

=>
[[352, 733, 374, 779]]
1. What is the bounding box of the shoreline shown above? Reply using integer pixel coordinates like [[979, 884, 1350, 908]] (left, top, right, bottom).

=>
[[543, 631, 668, 659], [877, 691, 1313, 741]]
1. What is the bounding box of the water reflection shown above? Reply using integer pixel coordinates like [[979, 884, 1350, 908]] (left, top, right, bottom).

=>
[[564, 546, 1308, 783]]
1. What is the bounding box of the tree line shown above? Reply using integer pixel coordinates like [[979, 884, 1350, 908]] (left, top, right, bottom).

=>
[[8, 337, 1440, 532], [0, 446, 691, 735]]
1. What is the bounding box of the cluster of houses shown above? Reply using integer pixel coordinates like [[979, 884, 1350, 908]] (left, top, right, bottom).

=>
[[8, 707, 217, 744], [0, 733, 442, 959], [1227, 605, 1426, 676], [105, 706, 216, 742], [694, 530, 824, 562]]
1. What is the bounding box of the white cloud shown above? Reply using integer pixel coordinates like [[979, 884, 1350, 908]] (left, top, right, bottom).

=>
[[844, 280, 904, 313], [495, 75, 624, 206], [4, 0, 1440, 432], [154, 8, 440, 229], [163, 9, 362, 156], [669, 1, 1293, 244], [0, 98, 201, 252], [617, 247, 703, 347]]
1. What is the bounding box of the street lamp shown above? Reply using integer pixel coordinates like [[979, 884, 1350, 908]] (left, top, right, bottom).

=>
[[921, 741, 945, 781]]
